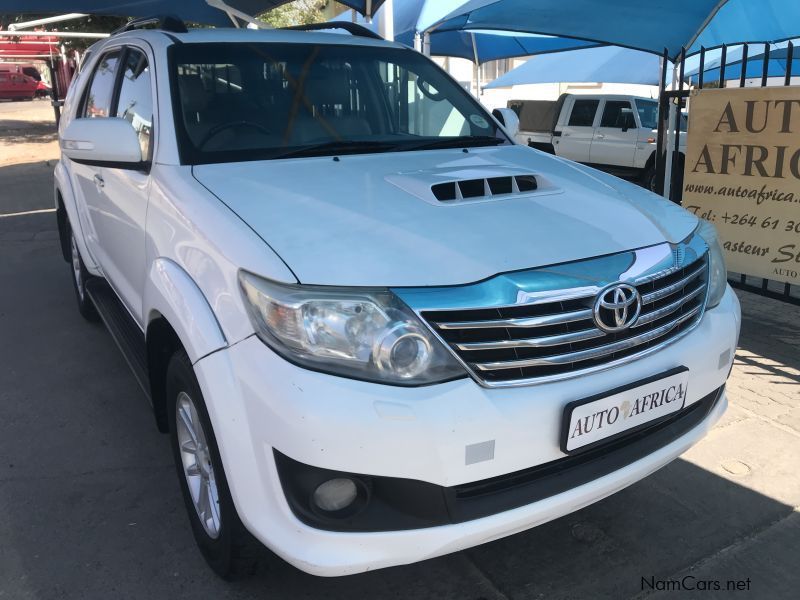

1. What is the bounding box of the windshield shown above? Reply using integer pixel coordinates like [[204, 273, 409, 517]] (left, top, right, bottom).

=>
[[636, 99, 687, 132], [170, 42, 507, 163]]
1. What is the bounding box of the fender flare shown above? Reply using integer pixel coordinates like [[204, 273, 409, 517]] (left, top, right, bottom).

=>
[[144, 258, 227, 364]]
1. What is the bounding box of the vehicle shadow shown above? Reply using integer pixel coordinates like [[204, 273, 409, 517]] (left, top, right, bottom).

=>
[[0, 116, 56, 144], [733, 289, 800, 386], [0, 160, 58, 216]]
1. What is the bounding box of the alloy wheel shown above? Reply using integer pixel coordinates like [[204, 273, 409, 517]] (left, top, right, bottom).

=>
[[176, 392, 222, 539]]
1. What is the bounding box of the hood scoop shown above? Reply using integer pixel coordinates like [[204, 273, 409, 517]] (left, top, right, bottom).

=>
[[385, 165, 559, 206], [432, 174, 538, 202]]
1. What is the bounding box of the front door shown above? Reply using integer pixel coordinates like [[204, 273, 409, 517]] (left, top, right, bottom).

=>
[[590, 99, 639, 167], [555, 97, 599, 163]]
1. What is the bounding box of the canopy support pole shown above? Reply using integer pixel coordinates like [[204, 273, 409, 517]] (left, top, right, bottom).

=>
[[423, 31, 431, 56], [663, 63, 678, 199], [206, 0, 269, 29], [0, 30, 107, 39], [376, 0, 394, 41], [471, 32, 481, 97], [45, 58, 61, 126], [8, 14, 87, 30], [654, 49, 669, 196]]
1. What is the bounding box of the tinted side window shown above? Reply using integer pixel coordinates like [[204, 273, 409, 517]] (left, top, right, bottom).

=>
[[567, 99, 599, 127], [83, 51, 120, 118], [600, 100, 635, 128], [116, 49, 154, 159], [636, 99, 659, 129]]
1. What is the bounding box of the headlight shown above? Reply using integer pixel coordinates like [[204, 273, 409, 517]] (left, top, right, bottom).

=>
[[238, 272, 466, 386], [694, 219, 727, 308]]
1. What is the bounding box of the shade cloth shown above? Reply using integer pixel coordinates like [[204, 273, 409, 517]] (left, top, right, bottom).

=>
[[333, 0, 599, 64], [436, 0, 800, 60], [484, 46, 666, 88]]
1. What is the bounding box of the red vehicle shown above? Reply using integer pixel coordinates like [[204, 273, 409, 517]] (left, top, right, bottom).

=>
[[35, 78, 51, 98], [0, 63, 39, 101]]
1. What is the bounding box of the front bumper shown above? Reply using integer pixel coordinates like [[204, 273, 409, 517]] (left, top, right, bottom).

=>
[[193, 286, 740, 576]]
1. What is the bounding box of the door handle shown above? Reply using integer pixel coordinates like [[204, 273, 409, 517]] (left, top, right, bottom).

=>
[[595, 134, 605, 139], [93, 174, 105, 189]]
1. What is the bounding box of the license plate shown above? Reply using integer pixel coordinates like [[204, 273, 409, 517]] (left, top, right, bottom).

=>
[[561, 368, 690, 453]]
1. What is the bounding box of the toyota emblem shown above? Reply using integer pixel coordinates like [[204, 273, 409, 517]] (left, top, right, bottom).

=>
[[593, 283, 641, 332]]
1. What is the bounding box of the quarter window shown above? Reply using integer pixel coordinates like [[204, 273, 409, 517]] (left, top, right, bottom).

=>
[[567, 99, 599, 127], [83, 50, 120, 118], [116, 49, 154, 159]]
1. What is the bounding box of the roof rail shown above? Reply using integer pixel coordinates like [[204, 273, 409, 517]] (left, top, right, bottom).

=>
[[283, 22, 383, 41], [112, 15, 188, 35]]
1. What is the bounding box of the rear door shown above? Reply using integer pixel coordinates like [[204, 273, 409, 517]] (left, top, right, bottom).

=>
[[554, 97, 599, 162], [590, 99, 639, 167]]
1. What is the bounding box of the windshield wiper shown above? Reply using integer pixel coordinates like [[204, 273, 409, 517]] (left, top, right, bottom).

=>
[[398, 135, 507, 152], [269, 140, 397, 160]]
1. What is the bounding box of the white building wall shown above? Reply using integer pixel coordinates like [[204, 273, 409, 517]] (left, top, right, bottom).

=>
[[435, 56, 660, 113]]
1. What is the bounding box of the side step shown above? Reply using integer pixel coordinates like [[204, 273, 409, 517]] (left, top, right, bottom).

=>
[[85, 278, 151, 401]]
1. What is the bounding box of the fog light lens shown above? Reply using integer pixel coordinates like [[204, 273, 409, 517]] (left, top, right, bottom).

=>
[[313, 478, 358, 512]]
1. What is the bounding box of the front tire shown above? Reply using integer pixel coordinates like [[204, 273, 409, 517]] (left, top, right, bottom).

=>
[[166, 350, 261, 579], [642, 163, 657, 193], [68, 224, 99, 322]]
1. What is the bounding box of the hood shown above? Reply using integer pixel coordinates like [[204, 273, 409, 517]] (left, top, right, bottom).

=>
[[193, 145, 697, 287]]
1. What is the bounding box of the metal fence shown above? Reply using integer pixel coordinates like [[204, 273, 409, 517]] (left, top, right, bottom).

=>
[[656, 42, 800, 306]]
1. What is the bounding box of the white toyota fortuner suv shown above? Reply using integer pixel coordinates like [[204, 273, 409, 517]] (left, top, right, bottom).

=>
[[55, 21, 741, 580]]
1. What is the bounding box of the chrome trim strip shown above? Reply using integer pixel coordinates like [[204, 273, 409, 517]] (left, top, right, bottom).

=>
[[454, 327, 605, 351], [514, 286, 598, 305], [471, 305, 702, 372], [634, 283, 706, 327], [641, 264, 707, 305], [433, 308, 593, 330]]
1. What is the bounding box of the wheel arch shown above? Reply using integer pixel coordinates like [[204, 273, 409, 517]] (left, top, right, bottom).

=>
[[144, 258, 228, 432], [643, 149, 686, 171]]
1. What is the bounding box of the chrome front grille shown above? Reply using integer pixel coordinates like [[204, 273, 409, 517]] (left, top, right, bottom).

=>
[[415, 249, 709, 387]]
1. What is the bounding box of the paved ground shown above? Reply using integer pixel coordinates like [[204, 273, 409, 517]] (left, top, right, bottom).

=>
[[1, 101, 799, 599]]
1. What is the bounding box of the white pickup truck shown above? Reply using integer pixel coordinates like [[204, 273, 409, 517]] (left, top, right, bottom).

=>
[[509, 94, 687, 191]]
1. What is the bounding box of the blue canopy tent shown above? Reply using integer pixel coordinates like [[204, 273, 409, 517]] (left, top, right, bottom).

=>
[[436, 0, 800, 60], [685, 41, 800, 83], [0, 1, 383, 26], [484, 46, 668, 88], [333, 0, 600, 63]]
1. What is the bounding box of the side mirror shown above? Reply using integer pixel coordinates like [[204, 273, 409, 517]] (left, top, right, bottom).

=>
[[492, 108, 520, 139], [61, 117, 144, 168]]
